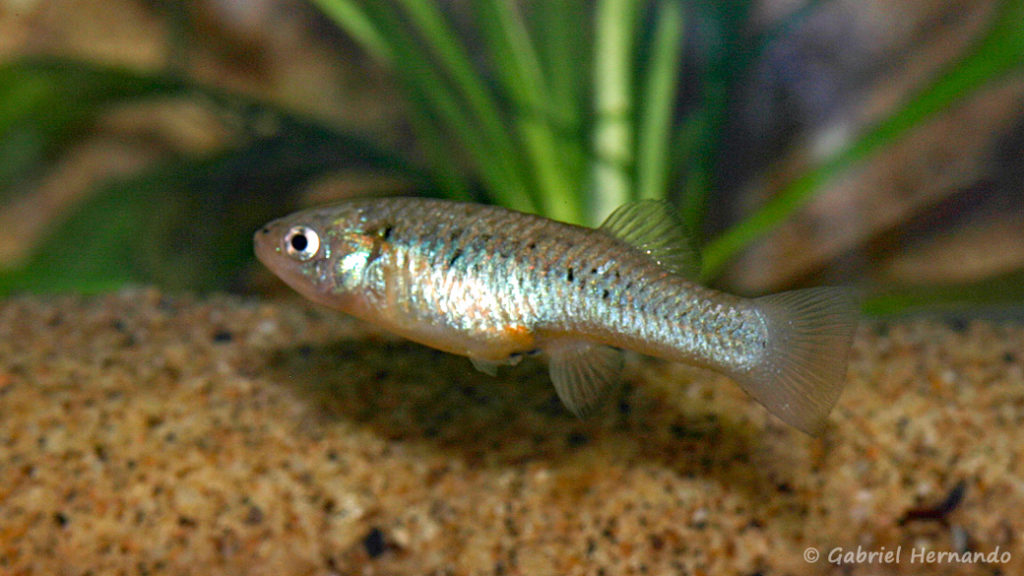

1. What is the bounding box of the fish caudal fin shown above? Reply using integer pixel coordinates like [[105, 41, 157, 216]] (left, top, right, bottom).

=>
[[735, 287, 859, 435]]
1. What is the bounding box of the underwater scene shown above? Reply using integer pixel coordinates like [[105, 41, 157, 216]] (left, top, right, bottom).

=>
[[1, 1, 1023, 574]]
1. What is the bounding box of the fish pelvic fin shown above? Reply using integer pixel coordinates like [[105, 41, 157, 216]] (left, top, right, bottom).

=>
[[469, 357, 501, 376], [736, 287, 860, 435]]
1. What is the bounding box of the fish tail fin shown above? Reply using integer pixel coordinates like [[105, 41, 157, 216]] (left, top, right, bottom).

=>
[[733, 287, 859, 435]]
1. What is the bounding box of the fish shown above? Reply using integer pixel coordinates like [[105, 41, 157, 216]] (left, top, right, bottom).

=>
[[254, 197, 858, 434]]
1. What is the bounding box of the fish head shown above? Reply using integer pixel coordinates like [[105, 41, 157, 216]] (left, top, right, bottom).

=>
[[254, 203, 385, 310]]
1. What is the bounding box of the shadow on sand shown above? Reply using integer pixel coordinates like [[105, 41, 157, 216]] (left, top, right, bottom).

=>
[[262, 336, 805, 505]]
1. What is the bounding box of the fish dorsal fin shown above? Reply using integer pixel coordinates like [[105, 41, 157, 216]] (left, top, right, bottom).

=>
[[546, 340, 623, 417], [598, 200, 701, 278]]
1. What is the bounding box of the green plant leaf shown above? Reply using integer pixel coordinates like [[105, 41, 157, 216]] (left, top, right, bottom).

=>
[[532, 0, 590, 201], [472, 0, 581, 223], [863, 268, 1024, 317], [589, 0, 641, 224], [636, 0, 686, 203], [391, 0, 538, 211], [674, 1, 757, 239], [308, 0, 393, 62], [320, 1, 538, 213]]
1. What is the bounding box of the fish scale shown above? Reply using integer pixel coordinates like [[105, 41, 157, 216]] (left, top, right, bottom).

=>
[[255, 197, 858, 434]]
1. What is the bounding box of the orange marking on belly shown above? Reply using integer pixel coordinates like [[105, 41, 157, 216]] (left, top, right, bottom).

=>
[[501, 324, 536, 349]]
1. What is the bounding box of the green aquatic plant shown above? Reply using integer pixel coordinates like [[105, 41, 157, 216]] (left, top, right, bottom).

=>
[[0, 0, 1022, 312]]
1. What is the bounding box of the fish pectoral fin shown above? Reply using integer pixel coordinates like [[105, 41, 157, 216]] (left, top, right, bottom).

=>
[[469, 356, 501, 376], [545, 340, 624, 417], [598, 200, 701, 279]]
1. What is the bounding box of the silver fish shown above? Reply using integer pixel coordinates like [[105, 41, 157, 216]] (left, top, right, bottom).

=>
[[255, 197, 858, 434]]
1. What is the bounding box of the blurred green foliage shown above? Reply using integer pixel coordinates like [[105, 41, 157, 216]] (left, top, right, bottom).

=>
[[0, 0, 1022, 313]]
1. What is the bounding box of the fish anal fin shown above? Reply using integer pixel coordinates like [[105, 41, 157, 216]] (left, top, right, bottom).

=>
[[598, 200, 701, 278], [545, 340, 624, 417]]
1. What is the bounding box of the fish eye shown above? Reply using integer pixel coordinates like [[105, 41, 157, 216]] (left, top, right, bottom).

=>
[[283, 226, 320, 261]]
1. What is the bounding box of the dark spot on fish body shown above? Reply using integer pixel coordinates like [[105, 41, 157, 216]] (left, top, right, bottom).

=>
[[365, 236, 385, 266], [381, 224, 394, 241], [448, 249, 463, 267], [566, 267, 575, 283]]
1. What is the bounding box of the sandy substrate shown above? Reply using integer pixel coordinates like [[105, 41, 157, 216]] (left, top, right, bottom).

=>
[[0, 288, 1021, 575]]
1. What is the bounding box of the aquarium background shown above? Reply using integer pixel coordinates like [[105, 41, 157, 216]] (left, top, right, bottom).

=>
[[1, 0, 1022, 315]]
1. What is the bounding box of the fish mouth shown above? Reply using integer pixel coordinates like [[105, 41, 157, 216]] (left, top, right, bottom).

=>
[[253, 221, 285, 268], [253, 221, 301, 288]]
